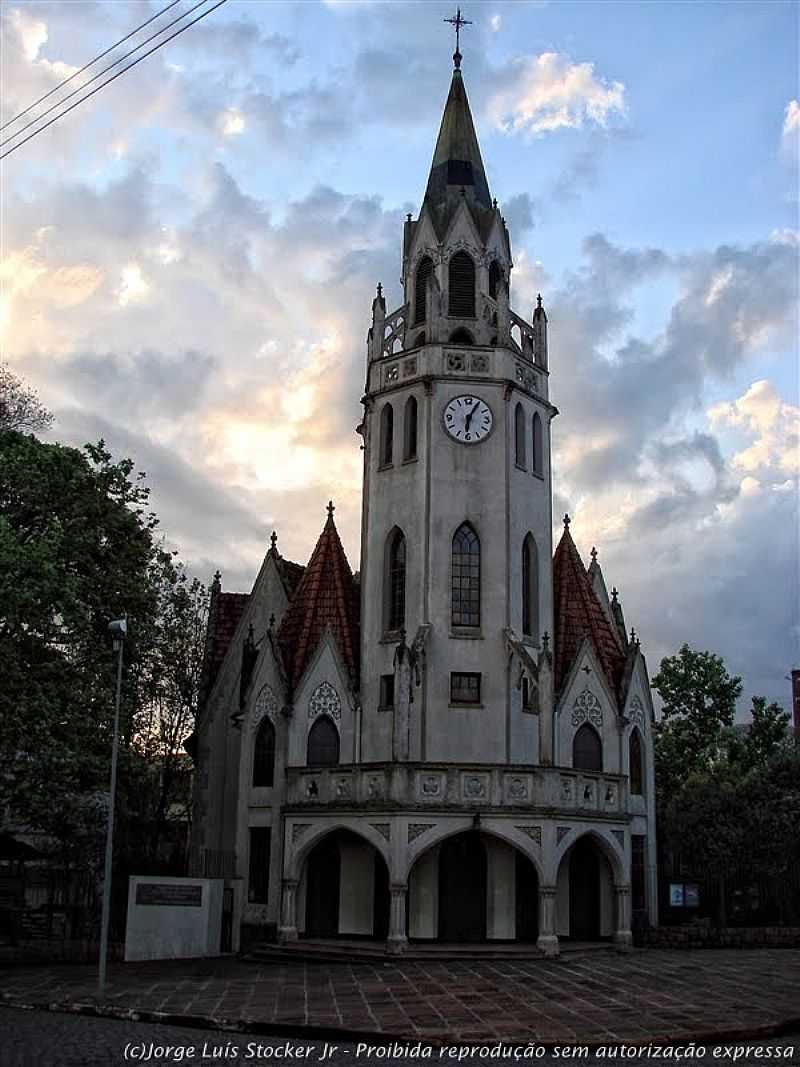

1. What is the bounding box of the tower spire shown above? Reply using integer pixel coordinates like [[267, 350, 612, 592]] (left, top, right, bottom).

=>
[[423, 36, 491, 219]]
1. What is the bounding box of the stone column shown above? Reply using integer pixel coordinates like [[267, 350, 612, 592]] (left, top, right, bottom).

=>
[[387, 883, 408, 953], [613, 883, 633, 952], [536, 885, 559, 957], [277, 878, 299, 942]]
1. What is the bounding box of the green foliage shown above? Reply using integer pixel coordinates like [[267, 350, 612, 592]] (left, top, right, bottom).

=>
[[652, 643, 742, 803], [0, 363, 53, 433], [0, 430, 206, 863], [653, 643, 798, 922]]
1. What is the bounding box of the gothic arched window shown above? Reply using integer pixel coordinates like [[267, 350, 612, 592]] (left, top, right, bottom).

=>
[[415, 256, 434, 325], [629, 728, 644, 796], [448, 251, 476, 318], [522, 533, 539, 641], [451, 522, 480, 627], [253, 717, 275, 787], [379, 403, 393, 467], [307, 716, 340, 767], [385, 528, 406, 632], [573, 723, 603, 772], [515, 403, 526, 467], [532, 412, 543, 476], [489, 260, 502, 301], [403, 395, 418, 461]]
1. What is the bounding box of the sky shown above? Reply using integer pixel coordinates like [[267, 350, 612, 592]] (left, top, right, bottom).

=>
[[1, 0, 798, 714]]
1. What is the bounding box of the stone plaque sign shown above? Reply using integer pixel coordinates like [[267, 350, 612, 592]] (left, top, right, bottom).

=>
[[135, 882, 202, 907]]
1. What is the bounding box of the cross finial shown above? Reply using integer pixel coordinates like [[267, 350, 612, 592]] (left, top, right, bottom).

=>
[[590, 546, 597, 562], [537, 293, 543, 309], [270, 530, 278, 551], [444, 7, 472, 68], [630, 627, 637, 643], [563, 513, 571, 529], [611, 586, 619, 602], [376, 282, 382, 298], [268, 612, 275, 631], [327, 500, 335, 519]]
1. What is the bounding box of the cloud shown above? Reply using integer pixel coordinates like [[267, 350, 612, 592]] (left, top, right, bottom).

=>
[[708, 380, 800, 482], [488, 52, 626, 137], [783, 99, 800, 141]]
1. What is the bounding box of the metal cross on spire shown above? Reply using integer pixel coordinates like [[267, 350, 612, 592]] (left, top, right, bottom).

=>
[[444, 7, 472, 69]]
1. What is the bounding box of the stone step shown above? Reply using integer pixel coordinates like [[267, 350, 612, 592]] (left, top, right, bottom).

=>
[[243, 938, 615, 964]]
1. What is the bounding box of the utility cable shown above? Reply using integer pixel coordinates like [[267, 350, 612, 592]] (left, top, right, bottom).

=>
[[0, 0, 227, 161], [1, 0, 213, 150], [1, 0, 183, 132]]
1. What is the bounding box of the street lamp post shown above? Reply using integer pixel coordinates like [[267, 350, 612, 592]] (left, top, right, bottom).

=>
[[98, 617, 127, 1000]]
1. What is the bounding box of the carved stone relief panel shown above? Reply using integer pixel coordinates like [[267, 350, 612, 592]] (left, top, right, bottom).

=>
[[446, 351, 466, 372], [408, 823, 434, 843], [308, 681, 341, 721], [461, 773, 489, 801], [253, 684, 278, 728], [384, 363, 400, 385], [627, 695, 645, 730], [515, 825, 542, 846], [417, 772, 444, 801], [572, 688, 603, 728]]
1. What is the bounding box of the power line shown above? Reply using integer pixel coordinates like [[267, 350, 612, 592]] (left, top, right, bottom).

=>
[[1, 0, 214, 150], [0, 0, 183, 133], [0, 0, 228, 161]]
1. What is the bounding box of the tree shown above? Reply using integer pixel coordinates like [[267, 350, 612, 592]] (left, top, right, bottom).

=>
[[651, 644, 743, 803], [0, 363, 53, 433], [0, 432, 181, 855], [134, 566, 209, 858], [725, 696, 792, 772]]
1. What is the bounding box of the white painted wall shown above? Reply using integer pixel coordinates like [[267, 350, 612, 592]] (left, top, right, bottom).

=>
[[409, 846, 439, 939], [339, 838, 375, 936], [485, 837, 515, 940]]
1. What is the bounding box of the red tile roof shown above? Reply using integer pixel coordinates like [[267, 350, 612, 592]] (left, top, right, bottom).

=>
[[209, 591, 249, 686], [277, 507, 359, 692], [553, 520, 626, 702]]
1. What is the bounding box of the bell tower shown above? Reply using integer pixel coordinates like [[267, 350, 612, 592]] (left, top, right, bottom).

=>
[[358, 44, 556, 767]]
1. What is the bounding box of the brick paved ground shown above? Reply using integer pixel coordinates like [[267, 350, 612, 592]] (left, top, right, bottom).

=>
[[2, 949, 799, 1044]]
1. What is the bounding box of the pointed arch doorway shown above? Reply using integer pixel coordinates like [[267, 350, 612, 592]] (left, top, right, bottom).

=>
[[438, 831, 487, 942]]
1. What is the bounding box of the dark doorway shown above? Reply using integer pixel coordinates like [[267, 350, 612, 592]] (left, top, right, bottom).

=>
[[515, 852, 539, 941], [305, 836, 340, 937], [438, 831, 487, 942], [569, 837, 600, 939]]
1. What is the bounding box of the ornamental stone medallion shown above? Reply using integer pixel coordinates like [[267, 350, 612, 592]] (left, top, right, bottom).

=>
[[403, 357, 418, 377], [419, 774, 442, 799], [308, 681, 341, 721], [507, 777, 529, 801], [572, 688, 603, 728], [370, 823, 390, 841], [471, 354, 489, 374], [462, 774, 488, 800], [446, 352, 466, 372], [253, 684, 278, 727]]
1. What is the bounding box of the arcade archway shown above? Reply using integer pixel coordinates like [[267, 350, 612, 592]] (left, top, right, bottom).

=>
[[301, 829, 389, 939]]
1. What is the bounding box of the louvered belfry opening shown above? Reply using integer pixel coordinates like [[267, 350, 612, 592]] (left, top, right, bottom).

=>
[[415, 256, 434, 325], [489, 260, 501, 300], [448, 251, 475, 318]]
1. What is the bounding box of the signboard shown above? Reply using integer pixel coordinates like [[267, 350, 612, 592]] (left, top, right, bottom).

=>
[[135, 882, 202, 907], [669, 883, 685, 907], [684, 883, 700, 908]]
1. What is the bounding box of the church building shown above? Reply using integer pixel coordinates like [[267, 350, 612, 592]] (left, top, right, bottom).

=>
[[190, 39, 658, 956]]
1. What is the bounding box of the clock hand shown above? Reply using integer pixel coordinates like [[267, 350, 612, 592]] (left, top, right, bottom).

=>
[[465, 400, 480, 431]]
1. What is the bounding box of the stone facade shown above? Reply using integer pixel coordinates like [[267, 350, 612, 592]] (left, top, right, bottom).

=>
[[191, 55, 658, 956]]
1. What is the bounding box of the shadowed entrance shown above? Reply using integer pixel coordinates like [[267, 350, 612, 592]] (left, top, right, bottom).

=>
[[303, 829, 389, 939], [438, 831, 487, 941], [569, 837, 601, 940]]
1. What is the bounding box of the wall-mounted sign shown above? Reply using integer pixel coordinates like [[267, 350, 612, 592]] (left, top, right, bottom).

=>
[[684, 883, 700, 908], [669, 883, 685, 907], [135, 883, 202, 907]]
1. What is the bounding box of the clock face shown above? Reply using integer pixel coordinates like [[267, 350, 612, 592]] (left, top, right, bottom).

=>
[[443, 395, 494, 444]]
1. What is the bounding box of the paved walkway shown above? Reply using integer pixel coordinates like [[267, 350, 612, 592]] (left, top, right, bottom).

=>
[[2, 949, 799, 1044]]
